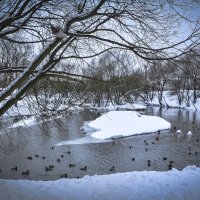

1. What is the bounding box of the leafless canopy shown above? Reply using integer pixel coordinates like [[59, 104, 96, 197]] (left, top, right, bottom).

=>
[[0, 0, 199, 116]]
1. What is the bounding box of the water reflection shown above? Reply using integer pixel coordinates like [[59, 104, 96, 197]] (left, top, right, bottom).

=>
[[0, 108, 200, 180]]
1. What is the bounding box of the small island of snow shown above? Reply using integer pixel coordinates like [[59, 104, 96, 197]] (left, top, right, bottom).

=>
[[83, 111, 171, 139]]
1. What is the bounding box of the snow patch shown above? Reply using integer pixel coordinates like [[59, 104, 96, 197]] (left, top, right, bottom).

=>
[[82, 111, 171, 139]]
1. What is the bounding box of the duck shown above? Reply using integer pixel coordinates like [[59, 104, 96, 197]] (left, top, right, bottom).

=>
[[22, 170, 29, 176], [35, 155, 39, 158], [155, 136, 159, 141], [45, 167, 53, 172], [163, 157, 167, 161], [80, 166, 87, 171], [69, 164, 75, 168], [168, 164, 172, 170], [27, 156, 32, 160], [148, 160, 151, 167], [66, 151, 71, 155], [60, 173, 68, 178], [57, 158, 61, 163], [11, 166, 18, 171], [109, 166, 115, 172], [132, 157, 135, 161], [174, 130, 182, 137]]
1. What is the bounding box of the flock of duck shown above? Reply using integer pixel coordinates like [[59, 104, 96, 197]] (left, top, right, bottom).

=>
[[0, 121, 199, 179], [1, 148, 90, 179]]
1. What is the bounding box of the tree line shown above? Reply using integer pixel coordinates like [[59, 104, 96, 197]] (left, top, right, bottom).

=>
[[0, 0, 200, 116]]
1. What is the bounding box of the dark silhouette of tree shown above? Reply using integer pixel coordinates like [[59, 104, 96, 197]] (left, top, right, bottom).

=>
[[0, 0, 199, 116]]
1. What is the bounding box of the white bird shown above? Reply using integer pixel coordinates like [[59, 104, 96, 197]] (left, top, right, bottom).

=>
[[176, 130, 182, 134], [51, 25, 66, 38], [187, 131, 192, 136]]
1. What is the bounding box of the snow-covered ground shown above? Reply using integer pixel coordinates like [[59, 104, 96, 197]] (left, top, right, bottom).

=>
[[0, 97, 84, 118], [8, 116, 39, 128], [86, 102, 146, 112], [0, 165, 199, 200], [144, 91, 200, 111], [83, 111, 171, 139]]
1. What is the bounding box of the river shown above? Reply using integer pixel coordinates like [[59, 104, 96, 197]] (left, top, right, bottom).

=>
[[0, 107, 199, 180]]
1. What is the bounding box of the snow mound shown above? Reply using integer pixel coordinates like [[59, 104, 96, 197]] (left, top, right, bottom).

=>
[[0, 165, 200, 200], [84, 111, 171, 139]]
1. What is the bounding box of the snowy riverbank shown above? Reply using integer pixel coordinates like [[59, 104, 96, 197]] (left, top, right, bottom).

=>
[[144, 91, 200, 111], [0, 165, 199, 200]]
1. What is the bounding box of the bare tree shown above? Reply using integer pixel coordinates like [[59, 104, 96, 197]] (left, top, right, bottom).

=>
[[0, 0, 199, 116]]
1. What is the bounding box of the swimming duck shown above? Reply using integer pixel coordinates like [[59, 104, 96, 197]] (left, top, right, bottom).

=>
[[11, 166, 18, 171], [69, 164, 75, 168], [109, 166, 115, 172], [148, 160, 151, 167], [80, 166, 87, 171], [45, 167, 53, 172], [22, 170, 29, 176], [66, 151, 71, 155], [60, 173, 68, 178], [168, 164, 172, 170]]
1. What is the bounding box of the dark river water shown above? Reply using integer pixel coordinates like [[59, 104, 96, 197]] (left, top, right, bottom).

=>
[[0, 107, 200, 180]]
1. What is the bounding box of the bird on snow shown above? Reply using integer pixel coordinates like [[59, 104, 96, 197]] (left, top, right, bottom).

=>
[[136, 112, 141, 117], [51, 25, 66, 38]]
